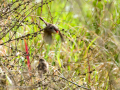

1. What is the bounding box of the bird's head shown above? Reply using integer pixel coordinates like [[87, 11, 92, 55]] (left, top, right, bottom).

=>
[[39, 59, 45, 62], [44, 24, 59, 34]]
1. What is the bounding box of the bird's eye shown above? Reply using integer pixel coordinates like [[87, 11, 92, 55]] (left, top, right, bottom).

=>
[[49, 27, 53, 29]]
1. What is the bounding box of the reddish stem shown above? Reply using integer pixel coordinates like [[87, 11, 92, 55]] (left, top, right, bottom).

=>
[[24, 39, 31, 71]]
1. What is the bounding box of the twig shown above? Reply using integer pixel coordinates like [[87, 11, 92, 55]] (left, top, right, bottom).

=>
[[87, 52, 91, 83], [39, 17, 48, 26], [1, 62, 17, 86], [45, 0, 53, 23], [56, 75, 91, 90], [0, 29, 43, 45]]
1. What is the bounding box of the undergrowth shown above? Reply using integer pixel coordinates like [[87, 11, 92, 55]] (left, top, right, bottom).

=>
[[0, 0, 120, 90]]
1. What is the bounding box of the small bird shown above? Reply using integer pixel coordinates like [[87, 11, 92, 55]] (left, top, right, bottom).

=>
[[37, 59, 49, 78], [39, 17, 64, 44], [43, 23, 64, 44]]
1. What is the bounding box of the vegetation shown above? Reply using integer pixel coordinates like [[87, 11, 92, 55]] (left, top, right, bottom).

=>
[[0, 0, 120, 90]]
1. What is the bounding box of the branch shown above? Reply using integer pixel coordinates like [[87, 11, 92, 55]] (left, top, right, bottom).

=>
[[0, 29, 43, 45], [56, 75, 91, 90], [39, 17, 48, 26]]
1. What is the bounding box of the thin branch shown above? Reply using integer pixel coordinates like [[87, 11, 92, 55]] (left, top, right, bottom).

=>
[[39, 17, 48, 26], [0, 29, 43, 45], [56, 75, 91, 90]]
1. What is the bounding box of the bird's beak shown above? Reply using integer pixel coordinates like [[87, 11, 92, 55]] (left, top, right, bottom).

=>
[[54, 29, 59, 33], [56, 30, 59, 33]]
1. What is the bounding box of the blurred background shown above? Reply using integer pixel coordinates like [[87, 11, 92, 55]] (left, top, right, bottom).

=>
[[0, 0, 120, 89]]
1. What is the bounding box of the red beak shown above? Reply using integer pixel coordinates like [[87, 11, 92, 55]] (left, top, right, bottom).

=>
[[54, 29, 59, 33]]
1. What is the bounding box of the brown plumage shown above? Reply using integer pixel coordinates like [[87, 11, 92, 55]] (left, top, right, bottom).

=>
[[39, 17, 64, 44], [37, 59, 49, 78]]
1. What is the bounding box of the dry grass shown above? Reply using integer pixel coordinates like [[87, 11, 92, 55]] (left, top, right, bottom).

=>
[[0, 0, 120, 90]]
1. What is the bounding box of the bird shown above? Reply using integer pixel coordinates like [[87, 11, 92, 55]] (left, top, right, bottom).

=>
[[39, 17, 64, 44], [43, 23, 64, 44], [37, 59, 49, 78]]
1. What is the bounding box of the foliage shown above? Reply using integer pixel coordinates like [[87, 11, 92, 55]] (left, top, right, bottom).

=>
[[0, 0, 120, 90]]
